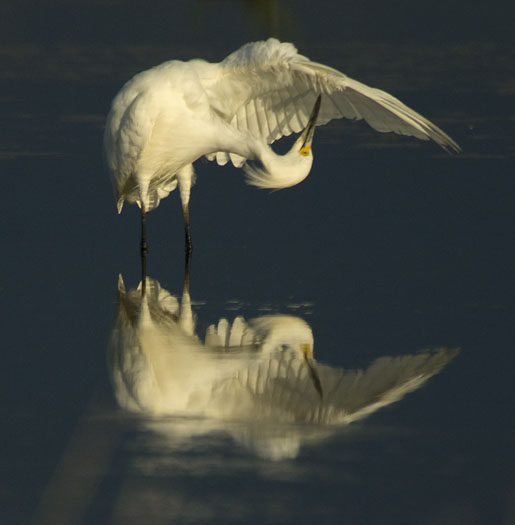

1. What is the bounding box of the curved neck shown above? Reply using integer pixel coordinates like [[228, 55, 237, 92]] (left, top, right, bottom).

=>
[[245, 143, 313, 189], [213, 126, 313, 190]]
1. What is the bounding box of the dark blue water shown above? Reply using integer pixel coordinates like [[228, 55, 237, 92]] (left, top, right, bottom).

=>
[[1, 1, 514, 523]]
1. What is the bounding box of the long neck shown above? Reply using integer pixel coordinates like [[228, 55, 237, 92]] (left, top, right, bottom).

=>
[[212, 125, 313, 190]]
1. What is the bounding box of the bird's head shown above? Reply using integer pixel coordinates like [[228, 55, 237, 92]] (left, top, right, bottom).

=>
[[244, 95, 321, 189]]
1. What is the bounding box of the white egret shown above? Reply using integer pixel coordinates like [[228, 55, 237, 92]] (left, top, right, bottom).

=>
[[104, 38, 460, 253]]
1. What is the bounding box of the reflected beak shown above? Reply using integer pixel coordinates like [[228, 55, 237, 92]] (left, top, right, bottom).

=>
[[299, 95, 322, 155], [301, 343, 324, 400]]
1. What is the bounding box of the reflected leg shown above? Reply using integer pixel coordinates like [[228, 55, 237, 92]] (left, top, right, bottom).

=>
[[178, 239, 194, 336]]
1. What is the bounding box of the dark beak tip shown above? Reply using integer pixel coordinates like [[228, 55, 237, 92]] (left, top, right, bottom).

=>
[[300, 95, 322, 149], [312, 95, 322, 119]]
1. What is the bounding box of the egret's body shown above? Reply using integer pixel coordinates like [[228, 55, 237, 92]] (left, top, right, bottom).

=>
[[104, 39, 460, 251]]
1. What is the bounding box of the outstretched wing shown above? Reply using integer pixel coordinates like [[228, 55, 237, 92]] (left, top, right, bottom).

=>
[[203, 38, 460, 167]]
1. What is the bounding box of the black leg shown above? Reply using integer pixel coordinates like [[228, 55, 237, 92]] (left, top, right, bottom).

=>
[[183, 205, 193, 258], [140, 207, 147, 295], [183, 206, 192, 298], [183, 242, 191, 296]]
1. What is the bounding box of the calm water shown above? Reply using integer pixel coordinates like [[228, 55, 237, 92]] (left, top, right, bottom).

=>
[[2, 1, 514, 524]]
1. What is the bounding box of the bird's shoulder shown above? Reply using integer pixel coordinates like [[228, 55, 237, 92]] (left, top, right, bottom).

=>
[[201, 39, 350, 124], [220, 38, 307, 72], [114, 60, 186, 100]]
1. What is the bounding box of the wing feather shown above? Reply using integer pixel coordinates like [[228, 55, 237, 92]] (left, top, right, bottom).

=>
[[285, 85, 302, 133], [266, 92, 280, 140], [216, 151, 229, 166], [247, 98, 260, 137], [202, 38, 460, 167], [254, 97, 268, 138], [276, 88, 294, 136], [229, 152, 246, 167]]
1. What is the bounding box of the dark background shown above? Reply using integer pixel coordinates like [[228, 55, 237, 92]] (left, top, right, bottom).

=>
[[1, 1, 514, 523]]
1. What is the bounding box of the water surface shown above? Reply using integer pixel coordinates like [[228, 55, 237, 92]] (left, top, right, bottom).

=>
[[1, 1, 514, 523]]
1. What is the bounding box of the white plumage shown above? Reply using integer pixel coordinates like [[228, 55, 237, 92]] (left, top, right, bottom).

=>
[[104, 38, 460, 247]]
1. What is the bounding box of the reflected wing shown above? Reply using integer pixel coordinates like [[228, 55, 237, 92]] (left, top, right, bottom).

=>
[[314, 348, 459, 423], [211, 348, 459, 424], [205, 316, 249, 347], [203, 39, 460, 167], [205, 315, 313, 351]]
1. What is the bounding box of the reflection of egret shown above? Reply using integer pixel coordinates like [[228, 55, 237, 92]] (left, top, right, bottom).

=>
[[206, 314, 323, 398], [104, 38, 460, 254], [109, 277, 323, 412], [108, 275, 458, 459]]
